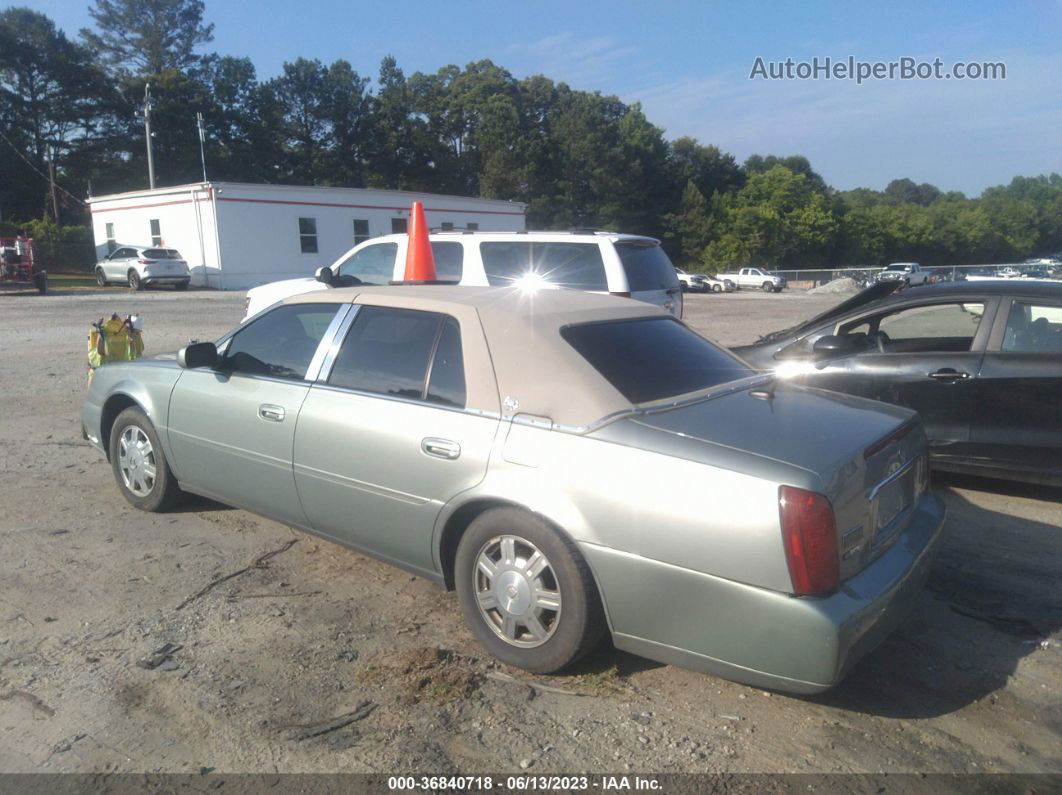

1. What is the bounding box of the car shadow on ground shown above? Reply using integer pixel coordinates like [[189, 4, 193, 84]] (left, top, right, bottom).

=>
[[166, 493, 235, 513], [808, 481, 1060, 718]]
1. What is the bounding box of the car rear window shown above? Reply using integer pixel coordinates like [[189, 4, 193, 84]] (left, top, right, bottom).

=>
[[615, 242, 680, 292], [562, 317, 752, 403], [479, 242, 607, 291], [144, 248, 182, 259]]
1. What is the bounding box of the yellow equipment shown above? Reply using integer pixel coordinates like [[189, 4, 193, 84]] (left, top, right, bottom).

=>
[[88, 314, 144, 384]]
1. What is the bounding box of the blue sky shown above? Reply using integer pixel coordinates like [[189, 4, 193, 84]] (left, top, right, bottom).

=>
[[32, 0, 1062, 195]]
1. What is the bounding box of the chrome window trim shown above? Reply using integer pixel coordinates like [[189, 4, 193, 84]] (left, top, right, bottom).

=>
[[304, 304, 353, 382], [315, 304, 361, 383]]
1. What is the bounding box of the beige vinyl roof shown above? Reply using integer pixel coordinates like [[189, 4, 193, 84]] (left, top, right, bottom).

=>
[[284, 285, 667, 428]]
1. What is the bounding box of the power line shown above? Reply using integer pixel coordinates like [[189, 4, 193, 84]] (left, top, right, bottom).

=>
[[0, 128, 88, 207]]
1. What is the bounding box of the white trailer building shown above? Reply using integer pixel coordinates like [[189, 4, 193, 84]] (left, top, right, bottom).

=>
[[88, 182, 527, 289]]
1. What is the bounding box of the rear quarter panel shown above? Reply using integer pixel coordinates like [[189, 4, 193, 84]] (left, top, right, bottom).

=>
[[443, 424, 801, 595]]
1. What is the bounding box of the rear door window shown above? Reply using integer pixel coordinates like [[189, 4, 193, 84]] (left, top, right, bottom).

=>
[[615, 242, 680, 292], [426, 317, 466, 407], [335, 243, 398, 286], [562, 317, 752, 403], [431, 241, 464, 281], [328, 307, 466, 407], [479, 242, 607, 290], [1002, 301, 1062, 352], [224, 303, 339, 380]]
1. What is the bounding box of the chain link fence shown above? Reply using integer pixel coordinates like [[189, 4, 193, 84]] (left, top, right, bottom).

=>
[[770, 264, 1059, 289]]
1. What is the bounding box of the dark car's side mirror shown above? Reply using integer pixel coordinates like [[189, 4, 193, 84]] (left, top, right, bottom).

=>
[[813, 335, 861, 360], [177, 341, 218, 369], [315, 266, 333, 284]]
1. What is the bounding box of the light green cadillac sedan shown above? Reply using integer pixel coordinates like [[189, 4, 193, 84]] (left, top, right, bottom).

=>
[[81, 285, 945, 693]]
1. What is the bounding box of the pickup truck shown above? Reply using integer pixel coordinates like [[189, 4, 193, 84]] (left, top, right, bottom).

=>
[[717, 267, 787, 292], [876, 262, 929, 285]]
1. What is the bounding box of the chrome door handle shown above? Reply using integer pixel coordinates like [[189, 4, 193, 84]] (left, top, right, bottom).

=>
[[422, 437, 461, 460], [928, 369, 969, 381], [258, 404, 285, 422]]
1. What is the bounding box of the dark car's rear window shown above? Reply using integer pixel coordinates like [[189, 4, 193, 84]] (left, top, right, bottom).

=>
[[143, 248, 182, 259], [562, 317, 752, 403], [479, 242, 607, 291], [615, 241, 680, 292]]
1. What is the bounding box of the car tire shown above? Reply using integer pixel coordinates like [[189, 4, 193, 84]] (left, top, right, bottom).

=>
[[712, 283, 722, 292], [761, 281, 774, 292], [96, 268, 107, 287], [128, 270, 143, 291], [34, 272, 47, 294], [455, 507, 605, 674], [108, 407, 181, 512], [174, 280, 189, 291]]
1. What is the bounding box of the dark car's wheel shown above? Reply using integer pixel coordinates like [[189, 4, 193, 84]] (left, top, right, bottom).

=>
[[455, 507, 605, 673], [34, 272, 47, 294], [174, 280, 189, 291], [95, 268, 107, 287], [761, 281, 774, 292], [109, 407, 181, 512], [128, 270, 143, 291]]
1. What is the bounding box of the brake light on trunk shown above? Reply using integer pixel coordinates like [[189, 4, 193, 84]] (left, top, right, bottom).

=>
[[779, 486, 839, 595], [137, 259, 154, 264]]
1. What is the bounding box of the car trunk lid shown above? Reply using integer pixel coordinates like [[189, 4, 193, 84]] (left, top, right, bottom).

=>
[[629, 382, 928, 584]]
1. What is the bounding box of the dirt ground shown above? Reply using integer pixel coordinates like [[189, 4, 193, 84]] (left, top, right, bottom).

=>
[[0, 285, 1059, 776]]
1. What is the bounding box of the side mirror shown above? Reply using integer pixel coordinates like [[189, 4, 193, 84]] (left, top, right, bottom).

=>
[[177, 341, 218, 369], [315, 266, 333, 284], [813, 335, 861, 360]]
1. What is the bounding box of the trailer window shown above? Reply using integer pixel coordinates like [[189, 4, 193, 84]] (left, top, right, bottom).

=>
[[149, 219, 162, 246], [353, 219, 369, 245], [105, 223, 116, 254], [299, 218, 318, 254]]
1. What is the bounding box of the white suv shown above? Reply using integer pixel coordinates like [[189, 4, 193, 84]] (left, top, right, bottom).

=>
[[95, 246, 191, 290], [243, 231, 683, 320]]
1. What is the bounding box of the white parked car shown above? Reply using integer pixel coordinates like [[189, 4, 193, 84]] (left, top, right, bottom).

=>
[[244, 231, 683, 320], [675, 268, 735, 293], [95, 247, 190, 290]]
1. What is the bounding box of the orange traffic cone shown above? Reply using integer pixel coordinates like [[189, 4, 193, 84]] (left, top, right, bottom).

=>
[[402, 201, 438, 283]]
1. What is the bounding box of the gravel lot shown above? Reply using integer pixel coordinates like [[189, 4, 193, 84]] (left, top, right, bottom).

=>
[[0, 285, 1059, 776]]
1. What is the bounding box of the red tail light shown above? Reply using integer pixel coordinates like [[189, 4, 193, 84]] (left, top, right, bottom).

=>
[[779, 486, 839, 595], [137, 259, 154, 264]]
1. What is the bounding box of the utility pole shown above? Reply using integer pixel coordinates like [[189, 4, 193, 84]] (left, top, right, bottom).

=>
[[47, 147, 60, 225], [196, 112, 208, 183], [142, 83, 156, 189]]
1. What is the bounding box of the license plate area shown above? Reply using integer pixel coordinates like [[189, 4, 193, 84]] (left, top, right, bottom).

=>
[[870, 463, 917, 547]]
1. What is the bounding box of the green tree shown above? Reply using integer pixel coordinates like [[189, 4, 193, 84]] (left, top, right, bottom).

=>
[[81, 0, 214, 77], [703, 165, 837, 267], [664, 180, 712, 267]]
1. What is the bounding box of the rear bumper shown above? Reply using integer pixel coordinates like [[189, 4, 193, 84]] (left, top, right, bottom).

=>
[[582, 492, 946, 694], [142, 274, 190, 284]]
